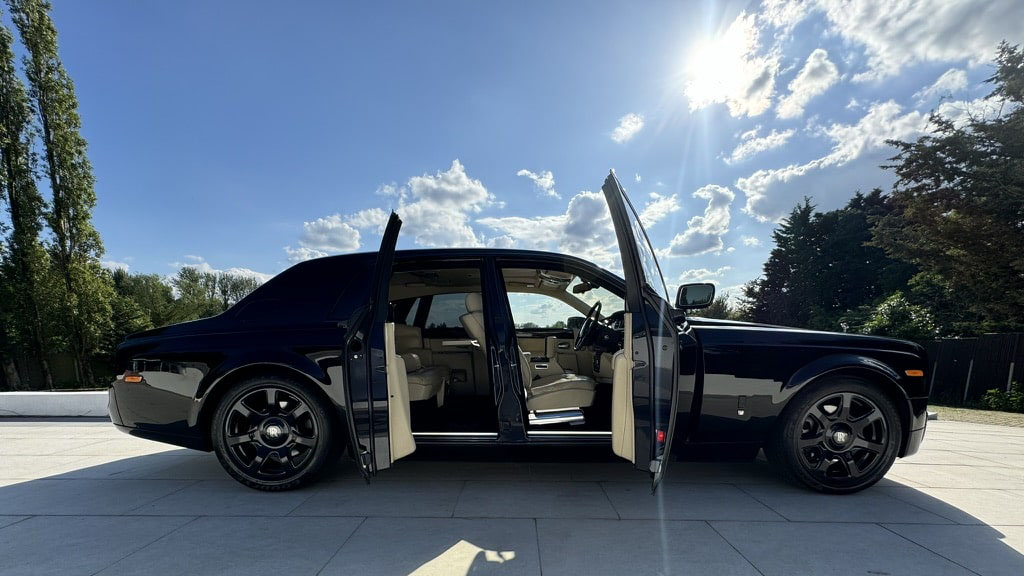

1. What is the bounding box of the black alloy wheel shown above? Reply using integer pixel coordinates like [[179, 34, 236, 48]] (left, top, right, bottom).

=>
[[212, 376, 335, 491], [769, 377, 902, 494]]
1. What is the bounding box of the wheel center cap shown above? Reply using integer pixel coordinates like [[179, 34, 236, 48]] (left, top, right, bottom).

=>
[[261, 419, 290, 446], [833, 430, 850, 445]]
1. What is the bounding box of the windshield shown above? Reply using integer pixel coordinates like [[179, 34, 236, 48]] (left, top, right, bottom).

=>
[[619, 188, 671, 303]]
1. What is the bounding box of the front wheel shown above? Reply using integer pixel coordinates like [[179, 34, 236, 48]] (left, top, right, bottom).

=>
[[212, 376, 336, 491], [768, 377, 902, 494]]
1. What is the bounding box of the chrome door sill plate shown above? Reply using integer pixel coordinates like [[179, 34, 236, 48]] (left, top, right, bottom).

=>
[[528, 408, 585, 426]]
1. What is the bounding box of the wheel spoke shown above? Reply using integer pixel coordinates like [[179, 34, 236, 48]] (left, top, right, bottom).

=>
[[288, 402, 310, 421], [838, 393, 853, 421], [292, 434, 316, 448], [852, 436, 885, 453], [227, 430, 255, 447], [852, 411, 883, 435], [232, 402, 253, 419], [797, 433, 822, 449], [842, 452, 862, 477]]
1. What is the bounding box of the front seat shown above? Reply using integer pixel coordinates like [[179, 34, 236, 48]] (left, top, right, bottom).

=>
[[459, 293, 596, 411]]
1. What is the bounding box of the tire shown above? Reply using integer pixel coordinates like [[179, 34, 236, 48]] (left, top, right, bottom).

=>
[[211, 376, 335, 491], [767, 376, 902, 494]]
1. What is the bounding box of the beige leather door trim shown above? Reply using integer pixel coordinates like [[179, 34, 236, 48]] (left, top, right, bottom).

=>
[[611, 314, 635, 463], [385, 322, 416, 462]]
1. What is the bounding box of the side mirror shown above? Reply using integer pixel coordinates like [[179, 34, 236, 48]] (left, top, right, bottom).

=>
[[676, 283, 715, 310]]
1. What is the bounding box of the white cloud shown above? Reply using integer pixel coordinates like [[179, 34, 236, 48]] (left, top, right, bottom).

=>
[[285, 159, 494, 262], [346, 207, 390, 231], [914, 68, 969, 104], [725, 126, 795, 164], [763, 0, 1024, 82], [741, 235, 762, 247], [479, 191, 621, 271], [611, 113, 644, 143], [776, 48, 839, 119], [517, 169, 559, 199], [293, 215, 362, 254], [935, 95, 1012, 128], [639, 192, 680, 228], [737, 100, 928, 221], [101, 260, 131, 272], [634, 173, 642, 183], [679, 266, 732, 283], [661, 185, 735, 257], [170, 256, 274, 283], [684, 11, 779, 117]]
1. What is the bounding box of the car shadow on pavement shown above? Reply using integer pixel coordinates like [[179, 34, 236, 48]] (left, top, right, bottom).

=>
[[0, 446, 1023, 575]]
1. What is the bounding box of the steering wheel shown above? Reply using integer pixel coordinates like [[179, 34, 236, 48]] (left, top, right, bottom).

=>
[[574, 301, 602, 351]]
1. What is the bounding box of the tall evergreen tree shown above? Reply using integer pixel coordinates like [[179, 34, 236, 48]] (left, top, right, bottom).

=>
[[875, 42, 1024, 334], [0, 20, 51, 389], [9, 0, 112, 384]]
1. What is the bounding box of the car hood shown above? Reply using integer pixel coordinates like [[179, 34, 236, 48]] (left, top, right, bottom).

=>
[[686, 316, 925, 355]]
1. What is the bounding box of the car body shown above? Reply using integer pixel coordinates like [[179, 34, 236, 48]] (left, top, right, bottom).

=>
[[109, 173, 928, 492]]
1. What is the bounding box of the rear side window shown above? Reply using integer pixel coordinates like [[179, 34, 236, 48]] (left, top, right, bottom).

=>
[[235, 255, 371, 326], [425, 293, 469, 329]]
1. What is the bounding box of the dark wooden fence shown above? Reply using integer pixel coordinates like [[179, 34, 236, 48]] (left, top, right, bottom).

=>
[[919, 333, 1023, 406]]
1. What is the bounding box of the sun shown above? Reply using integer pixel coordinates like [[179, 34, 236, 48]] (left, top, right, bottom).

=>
[[683, 11, 774, 116]]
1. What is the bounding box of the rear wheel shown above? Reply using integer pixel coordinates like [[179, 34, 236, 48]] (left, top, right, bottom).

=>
[[768, 377, 902, 494], [212, 376, 335, 491]]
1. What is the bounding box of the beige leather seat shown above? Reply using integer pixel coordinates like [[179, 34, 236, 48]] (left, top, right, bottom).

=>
[[394, 323, 449, 405], [459, 293, 596, 411]]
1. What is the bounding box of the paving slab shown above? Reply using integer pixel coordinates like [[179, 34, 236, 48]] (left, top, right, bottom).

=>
[[881, 487, 1024, 525], [602, 481, 785, 521], [712, 521, 973, 576], [321, 517, 540, 576], [738, 482, 955, 524], [129, 479, 318, 516], [99, 516, 362, 576], [537, 518, 760, 576], [0, 478, 193, 515], [292, 479, 464, 517], [884, 524, 1024, 576], [453, 480, 618, 519], [2, 419, 1024, 575], [0, 516, 28, 529], [0, 515, 193, 576]]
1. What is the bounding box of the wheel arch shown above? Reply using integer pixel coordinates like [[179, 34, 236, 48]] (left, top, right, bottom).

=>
[[782, 354, 913, 457], [195, 362, 346, 452]]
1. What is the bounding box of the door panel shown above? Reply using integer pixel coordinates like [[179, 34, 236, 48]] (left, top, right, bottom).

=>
[[341, 212, 401, 479], [384, 322, 415, 461], [601, 172, 684, 492]]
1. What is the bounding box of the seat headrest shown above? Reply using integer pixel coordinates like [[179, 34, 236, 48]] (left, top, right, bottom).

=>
[[465, 293, 484, 314]]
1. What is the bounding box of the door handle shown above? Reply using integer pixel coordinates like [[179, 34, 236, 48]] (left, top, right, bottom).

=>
[[557, 342, 570, 349]]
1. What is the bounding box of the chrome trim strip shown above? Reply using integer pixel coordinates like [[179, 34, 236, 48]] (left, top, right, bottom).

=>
[[412, 432, 498, 438], [527, 430, 612, 437]]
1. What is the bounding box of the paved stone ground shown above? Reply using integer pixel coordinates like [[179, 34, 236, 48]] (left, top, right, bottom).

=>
[[0, 419, 1022, 576]]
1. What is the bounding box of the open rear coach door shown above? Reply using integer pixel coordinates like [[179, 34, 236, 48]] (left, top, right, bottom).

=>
[[341, 212, 415, 480], [602, 172, 692, 492]]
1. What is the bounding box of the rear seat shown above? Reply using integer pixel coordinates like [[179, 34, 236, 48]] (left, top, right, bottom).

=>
[[394, 324, 449, 405]]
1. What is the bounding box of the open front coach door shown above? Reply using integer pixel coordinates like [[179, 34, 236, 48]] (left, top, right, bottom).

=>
[[340, 212, 415, 479], [602, 171, 692, 493]]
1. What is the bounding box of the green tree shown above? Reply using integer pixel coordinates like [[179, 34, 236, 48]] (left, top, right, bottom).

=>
[[875, 42, 1024, 334], [862, 292, 937, 340], [698, 294, 735, 320], [171, 267, 222, 321], [110, 269, 175, 328], [216, 272, 260, 311], [739, 192, 915, 330], [0, 20, 52, 389], [9, 0, 113, 384]]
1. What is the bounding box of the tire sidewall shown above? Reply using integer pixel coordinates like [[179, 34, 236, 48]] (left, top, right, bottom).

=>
[[774, 377, 903, 494], [212, 376, 335, 491]]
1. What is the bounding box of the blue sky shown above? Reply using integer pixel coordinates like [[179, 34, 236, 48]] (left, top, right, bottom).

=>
[[35, 0, 1022, 297]]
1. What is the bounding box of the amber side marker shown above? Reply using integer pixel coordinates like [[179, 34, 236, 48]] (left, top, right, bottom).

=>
[[904, 369, 924, 377], [123, 373, 143, 383]]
